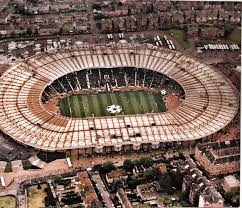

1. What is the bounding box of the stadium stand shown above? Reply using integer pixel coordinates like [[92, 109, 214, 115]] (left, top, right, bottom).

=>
[[0, 43, 239, 153]]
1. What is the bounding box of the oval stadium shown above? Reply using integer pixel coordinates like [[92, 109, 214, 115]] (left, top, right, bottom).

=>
[[0, 43, 239, 154]]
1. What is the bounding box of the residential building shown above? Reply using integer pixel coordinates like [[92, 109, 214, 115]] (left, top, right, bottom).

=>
[[223, 175, 240, 193], [106, 170, 128, 184], [136, 182, 160, 201], [195, 140, 240, 176], [198, 187, 224, 207], [116, 188, 133, 208]]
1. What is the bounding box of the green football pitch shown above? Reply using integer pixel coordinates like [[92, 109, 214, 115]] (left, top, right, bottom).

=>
[[59, 91, 166, 118]]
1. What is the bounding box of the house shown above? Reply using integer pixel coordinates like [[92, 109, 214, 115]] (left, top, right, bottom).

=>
[[103, 6, 129, 17], [116, 188, 133, 208], [159, 163, 167, 174], [51, 3, 70, 12], [198, 187, 224, 207], [101, 19, 113, 32], [182, 174, 194, 195], [106, 170, 128, 184], [187, 25, 199, 37], [136, 182, 160, 201], [200, 27, 224, 39], [172, 11, 184, 24], [0, 13, 10, 24], [189, 176, 210, 206], [113, 17, 125, 31], [38, 24, 59, 36], [76, 171, 101, 208]]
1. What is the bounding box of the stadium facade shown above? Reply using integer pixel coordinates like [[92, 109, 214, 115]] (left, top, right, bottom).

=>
[[0, 43, 239, 154]]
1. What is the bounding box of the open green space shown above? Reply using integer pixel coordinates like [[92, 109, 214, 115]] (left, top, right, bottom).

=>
[[167, 29, 190, 49], [0, 196, 16, 208], [59, 90, 166, 118], [226, 27, 241, 44], [27, 184, 48, 208], [4, 162, 12, 173]]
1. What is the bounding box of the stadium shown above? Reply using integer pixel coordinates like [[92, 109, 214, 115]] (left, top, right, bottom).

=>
[[0, 43, 239, 155]]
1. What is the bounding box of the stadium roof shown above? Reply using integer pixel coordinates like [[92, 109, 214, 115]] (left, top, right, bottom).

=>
[[0, 43, 239, 152]]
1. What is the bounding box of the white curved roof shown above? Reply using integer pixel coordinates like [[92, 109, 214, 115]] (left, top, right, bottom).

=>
[[0, 43, 239, 151]]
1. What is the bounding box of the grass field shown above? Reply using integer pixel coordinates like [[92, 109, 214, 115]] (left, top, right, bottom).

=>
[[59, 91, 166, 118], [226, 27, 241, 45], [167, 29, 190, 49], [0, 196, 16, 208], [27, 184, 47, 208]]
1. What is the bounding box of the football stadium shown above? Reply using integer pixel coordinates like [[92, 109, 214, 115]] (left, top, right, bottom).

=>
[[0, 43, 239, 155]]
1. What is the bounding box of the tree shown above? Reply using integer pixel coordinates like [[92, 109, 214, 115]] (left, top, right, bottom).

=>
[[92, 3, 101, 10], [10, 32, 16, 38], [59, 27, 64, 35], [133, 159, 141, 167], [100, 161, 116, 174], [159, 173, 173, 194], [34, 28, 38, 35], [110, 179, 123, 192], [144, 166, 161, 181], [22, 160, 32, 170], [139, 156, 154, 168], [224, 23, 235, 38], [53, 175, 62, 183], [4, 162, 12, 172], [26, 27, 32, 36], [123, 159, 134, 172]]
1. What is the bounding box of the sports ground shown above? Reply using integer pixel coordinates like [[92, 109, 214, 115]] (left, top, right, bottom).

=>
[[59, 90, 166, 118]]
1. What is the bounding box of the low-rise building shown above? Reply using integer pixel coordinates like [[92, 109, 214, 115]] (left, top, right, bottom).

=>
[[116, 188, 133, 208], [106, 170, 128, 184], [189, 176, 210, 206], [195, 140, 240, 176], [187, 25, 199, 37], [136, 182, 160, 201], [76, 171, 101, 208], [223, 175, 240, 193], [159, 163, 167, 174], [182, 168, 203, 195], [198, 187, 224, 207], [200, 27, 224, 39], [51, 171, 101, 208]]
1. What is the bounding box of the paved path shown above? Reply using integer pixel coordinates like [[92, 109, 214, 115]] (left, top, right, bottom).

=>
[[0, 159, 70, 208]]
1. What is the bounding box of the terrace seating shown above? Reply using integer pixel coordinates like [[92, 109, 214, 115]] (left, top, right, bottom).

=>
[[0, 43, 239, 152]]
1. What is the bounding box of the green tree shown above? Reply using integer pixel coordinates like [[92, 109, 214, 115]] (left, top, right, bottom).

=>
[[123, 159, 134, 172], [133, 159, 141, 167], [101, 161, 116, 174], [22, 160, 32, 170], [26, 27, 32, 36], [110, 179, 123, 192], [59, 27, 64, 35], [144, 166, 161, 181], [224, 23, 235, 38], [92, 4, 101, 10], [139, 156, 154, 168], [4, 162, 12, 172], [127, 177, 140, 189], [10, 32, 16, 38], [34, 28, 38, 35], [159, 173, 173, 194]]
